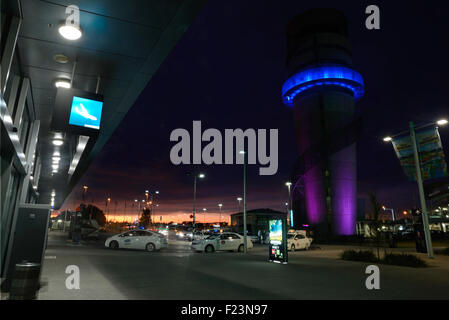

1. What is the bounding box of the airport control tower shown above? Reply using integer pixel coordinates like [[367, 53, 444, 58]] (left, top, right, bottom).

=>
[[282, 9, 365, 235]]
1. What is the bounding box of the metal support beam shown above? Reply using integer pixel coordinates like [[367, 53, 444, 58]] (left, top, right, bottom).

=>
[[1, 16, 21, 95], [13, 77, 29, 130], [34, 156, 42, 189], [7, 75, 20, 114], [19, 120, 40, 204], [95, 76, 101, 94]]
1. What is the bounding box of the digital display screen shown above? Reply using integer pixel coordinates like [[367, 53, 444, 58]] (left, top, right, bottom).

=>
[[269, 219, 283, 245], [68, 96, 103, 130]]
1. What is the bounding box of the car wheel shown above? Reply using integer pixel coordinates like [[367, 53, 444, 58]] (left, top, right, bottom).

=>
[[109, 241, 119, 250], [238, 244, 244, 252], [145, 243, 156, 252], [305, 244, 310, 250], [291, 244, 295, 252], [205, 245, 214, 253]]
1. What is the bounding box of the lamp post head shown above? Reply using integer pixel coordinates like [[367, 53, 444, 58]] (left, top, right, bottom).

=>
[[437, 119, 448, 126], [383, 136, 392, 142], [198, 173, 205, 178], [237, 197, 242, 201], [285, 182, 292, 187]]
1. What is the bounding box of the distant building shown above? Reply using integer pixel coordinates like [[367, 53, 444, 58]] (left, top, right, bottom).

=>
[[230, 208, 286, 235]]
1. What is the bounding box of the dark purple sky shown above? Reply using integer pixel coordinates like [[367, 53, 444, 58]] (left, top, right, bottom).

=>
[[61, 0, 449, 222]]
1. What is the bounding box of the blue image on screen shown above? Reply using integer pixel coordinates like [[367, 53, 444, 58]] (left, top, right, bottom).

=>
[[68, 96, 103, 130]]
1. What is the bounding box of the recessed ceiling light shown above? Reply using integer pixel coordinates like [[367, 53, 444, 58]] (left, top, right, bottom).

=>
[[55, 79, 71, 89], [53, 54, 69, 64], [52, 164, 59, 170], [52, 156, 61, 161], [53, 139, 64, 146], [53, 151, 61, 156], [58, 24, 82, 40]]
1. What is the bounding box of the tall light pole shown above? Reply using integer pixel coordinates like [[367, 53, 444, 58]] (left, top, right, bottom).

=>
[[134, 199, 139, 224], [383, 118, 448, 259], [82, 185, 88, 202], [237, 197, 242, 212], [240, 150, 247, 253], [410, 121, 434, 258], [153, 191, 159, 219], [218, 203, 223, 225], [192, 173, 205, 229], [107, 197, 111, 222], [382, 205, 395, 221], [286, 182, 293, 227], [203, 208, 207, 224]]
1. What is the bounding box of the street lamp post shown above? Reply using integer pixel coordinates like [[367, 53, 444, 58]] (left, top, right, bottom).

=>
[[286, 182, 293, 227], [218, 203, 223, 226], [240, 150, 247, 253], [237, 197, 242, 212], [409, 121, 434, 258], [383, 119, 448, 259], [192, 173, 205, 229], [382, 205, 395, 221], [203, 208, 207, 224], [82, 185, 88, 202]]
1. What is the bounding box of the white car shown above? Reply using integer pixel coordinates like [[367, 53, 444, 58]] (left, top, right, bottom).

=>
[[287, 232, 313, 251], [191, 232, 253, 253], [105, 230, 168, 252]]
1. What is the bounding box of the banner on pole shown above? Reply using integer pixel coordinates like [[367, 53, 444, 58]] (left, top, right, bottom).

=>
[[391, 127, 448, 181]]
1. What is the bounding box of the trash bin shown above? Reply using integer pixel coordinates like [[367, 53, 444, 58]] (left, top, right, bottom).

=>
[[9, 262, 41, 300]]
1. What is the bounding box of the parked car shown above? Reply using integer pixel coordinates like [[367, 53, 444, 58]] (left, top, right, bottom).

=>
[[191, 232, 253, 253], [193, 231, 214, 240], [105, 230, 168, 252], [176, 229, 193, 241], [237, 232, 260, 244], [287, 232, 313, 251]]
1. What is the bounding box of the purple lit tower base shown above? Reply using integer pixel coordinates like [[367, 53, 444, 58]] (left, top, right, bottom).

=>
[[283, 9, 364, 235]]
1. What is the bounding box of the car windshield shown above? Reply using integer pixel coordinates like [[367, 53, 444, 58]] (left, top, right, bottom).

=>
[[205, 234, 219, 240], [287, 234, 295, 239]]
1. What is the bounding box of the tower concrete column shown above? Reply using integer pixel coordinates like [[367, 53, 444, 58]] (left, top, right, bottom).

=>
[[283, 9, 365, 235]]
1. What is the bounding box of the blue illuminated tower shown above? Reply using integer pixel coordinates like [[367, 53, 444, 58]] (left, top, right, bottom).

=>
[[283, 9, 365, 235]]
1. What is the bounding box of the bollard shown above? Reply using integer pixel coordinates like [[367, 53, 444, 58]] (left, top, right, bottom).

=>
[[9, 262, 41, 300]]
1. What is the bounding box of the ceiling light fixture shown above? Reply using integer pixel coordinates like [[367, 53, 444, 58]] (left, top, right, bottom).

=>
[[58, 24, 82, 40], [55, 79, 71, 89], [53, 139, 64, 146], [53, 54, 69, 64]]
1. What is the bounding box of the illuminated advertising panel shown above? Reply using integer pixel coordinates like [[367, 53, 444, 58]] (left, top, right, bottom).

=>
[[268, 219, 288, 264]]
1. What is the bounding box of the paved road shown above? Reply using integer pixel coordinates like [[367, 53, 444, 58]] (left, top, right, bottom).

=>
[[37, 231, 449, 300]]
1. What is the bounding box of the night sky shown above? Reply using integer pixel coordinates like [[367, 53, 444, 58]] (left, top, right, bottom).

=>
[[61, 0, 449, 223]]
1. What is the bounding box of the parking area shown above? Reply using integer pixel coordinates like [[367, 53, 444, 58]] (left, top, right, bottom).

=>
[[32, 230, 449, 300]]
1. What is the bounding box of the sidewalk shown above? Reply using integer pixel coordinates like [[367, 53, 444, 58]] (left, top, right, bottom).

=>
[[301, 244, 449, 269]]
